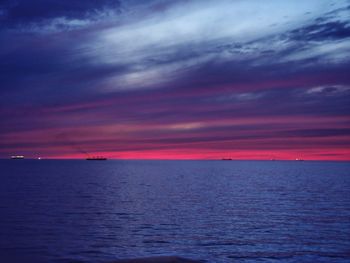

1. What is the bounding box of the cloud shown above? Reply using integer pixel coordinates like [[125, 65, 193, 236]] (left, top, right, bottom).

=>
[[0, 0, 121, 30], [1, 0, 349, 98], [94, 1, 350, 92], [306, 85, 350, 95], [288, 18, 350, 42]]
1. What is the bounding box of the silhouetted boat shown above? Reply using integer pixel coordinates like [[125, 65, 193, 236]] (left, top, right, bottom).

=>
[[222, 158, 232, 160], [11, 155, 24, 159], [86, 156, 107, 161]]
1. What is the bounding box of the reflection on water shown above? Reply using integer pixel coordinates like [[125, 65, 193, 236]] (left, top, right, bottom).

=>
[[0, 160, 350, 262]]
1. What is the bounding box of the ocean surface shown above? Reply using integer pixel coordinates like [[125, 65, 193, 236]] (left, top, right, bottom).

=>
[[0, 160, 349, 263]]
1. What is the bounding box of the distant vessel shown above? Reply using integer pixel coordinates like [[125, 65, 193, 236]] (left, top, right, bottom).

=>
[[222, 158, 232, 160], [86, 156, 107, 161], [11, 155, 24, 159], [295, 158, 304, 161]]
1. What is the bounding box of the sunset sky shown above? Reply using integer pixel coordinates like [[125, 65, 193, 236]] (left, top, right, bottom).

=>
[[0, 0, 349, 160]]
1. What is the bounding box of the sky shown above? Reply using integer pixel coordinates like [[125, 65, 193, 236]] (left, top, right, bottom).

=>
[[0, 0, 349, 160]]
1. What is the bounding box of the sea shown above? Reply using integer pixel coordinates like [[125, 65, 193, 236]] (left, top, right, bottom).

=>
[[0, 160, 349, 263]]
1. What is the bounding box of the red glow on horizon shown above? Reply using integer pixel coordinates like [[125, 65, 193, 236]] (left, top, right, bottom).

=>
[[48, 149, 350, 161]]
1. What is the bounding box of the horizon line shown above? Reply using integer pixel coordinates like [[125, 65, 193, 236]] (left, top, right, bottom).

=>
[[1, 157, 349, 162]]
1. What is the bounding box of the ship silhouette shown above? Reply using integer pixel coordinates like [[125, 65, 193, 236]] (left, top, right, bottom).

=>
[[86, 156, 107, 161]]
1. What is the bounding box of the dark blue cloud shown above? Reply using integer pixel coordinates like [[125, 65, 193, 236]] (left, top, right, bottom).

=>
[[289, 21, 350, 41], [0, 0, 121, 27]]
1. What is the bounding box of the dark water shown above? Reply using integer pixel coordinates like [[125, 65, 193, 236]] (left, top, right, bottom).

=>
[[0, 160, 349, 263]]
